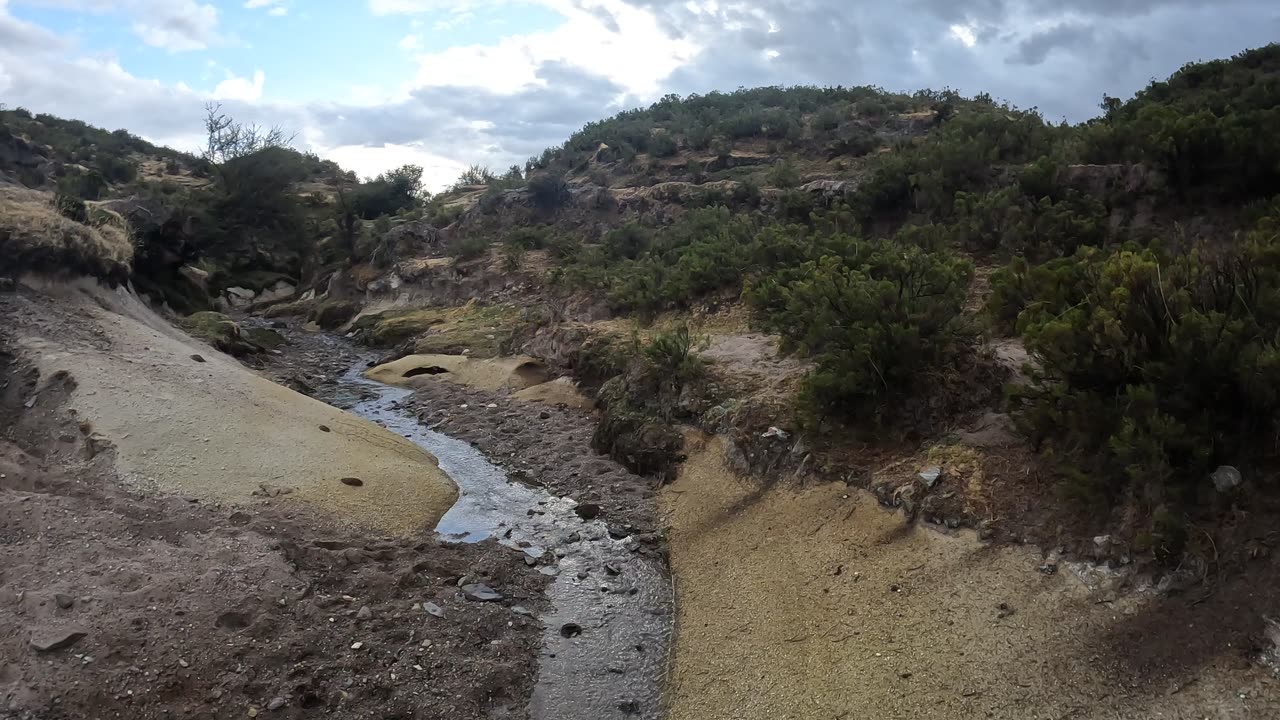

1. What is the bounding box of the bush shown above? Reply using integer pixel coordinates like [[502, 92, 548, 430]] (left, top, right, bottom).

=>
[[748, 237, 973, 425], [642, 324, 707, 384], [448, 234, 490, 261], [1002, 222, 1280, 511], [648, 132, 678, 158]]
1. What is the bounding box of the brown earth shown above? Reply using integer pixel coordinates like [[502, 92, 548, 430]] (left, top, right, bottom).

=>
[[0, 283, 554, 720], [662, 433, 1280, 720]]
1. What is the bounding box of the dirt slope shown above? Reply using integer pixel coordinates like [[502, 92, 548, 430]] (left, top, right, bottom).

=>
[[662, 433, 1280, 719], [5, 278, 457, 536]]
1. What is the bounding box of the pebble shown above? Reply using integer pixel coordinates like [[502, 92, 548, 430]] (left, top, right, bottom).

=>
[[356, 605, 372, 621], [350, 642, 364, 650], [424, 602, 445, 618], [55, 593, 75, 610], [178, 659, 189, 668], [30, 628, 87, 652], [267, 697, 286, 711], [461, 584, 503, 602]]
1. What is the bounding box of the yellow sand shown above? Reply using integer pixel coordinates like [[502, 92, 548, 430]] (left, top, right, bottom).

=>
[[14, 280, 457, 536], [365, 353, 548, 392], [662, 433, 1273, 720], [512, 377, 594, 410]]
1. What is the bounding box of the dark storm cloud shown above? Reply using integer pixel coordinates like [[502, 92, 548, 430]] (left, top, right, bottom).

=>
[[1007, 22, 1096, 65]]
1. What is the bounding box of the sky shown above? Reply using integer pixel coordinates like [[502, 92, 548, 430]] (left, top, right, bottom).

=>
[[1, 0, 1277, 191]]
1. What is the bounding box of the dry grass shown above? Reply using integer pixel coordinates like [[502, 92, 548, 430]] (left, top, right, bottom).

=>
[[0, 186, 132, 280]]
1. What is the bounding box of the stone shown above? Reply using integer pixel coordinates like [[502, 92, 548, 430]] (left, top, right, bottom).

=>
[[559, 623, 583, 638], [539, 411, 552, 420], [607, 525, 630, 540], [574, 503, 602, 521], [318, 425, 331, 433], [267, 697, 286, 712], [340, 477, 364, 487], [30, 628, 87, 652], [512, 606, 534, 617], [54, 594, 74, 610], [918, 466, 942, 488], [424, 602, 445, 618], [604, 563, 621, 576], [461, 584, 503, 602], [178, 265, 210, 291], [356, 606, 372, 621], [761, 426, 789, 440], [1211, 465, 1242, 493], [190, 354, 206, 363]]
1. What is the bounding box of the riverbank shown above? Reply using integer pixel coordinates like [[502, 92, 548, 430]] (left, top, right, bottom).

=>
[[662, 433, 1280, 719], [0, 282, 548, 719]]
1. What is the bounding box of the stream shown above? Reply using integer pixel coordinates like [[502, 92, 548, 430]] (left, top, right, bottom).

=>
[[331, 361, 673, 720]]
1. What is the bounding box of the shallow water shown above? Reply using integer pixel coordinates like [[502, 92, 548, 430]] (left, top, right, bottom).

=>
[[335, 364, 672, 720]]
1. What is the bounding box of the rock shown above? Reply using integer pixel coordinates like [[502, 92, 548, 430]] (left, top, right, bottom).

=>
[[761, 426, 789, 440], [190, 354, 206, 363], [607, 525, 630, 540], [356, 605, 372, 621], [574, 503, 602, 520], [918, 466, 942, 488], [318, 425, 330, 433], [424, 602, 445, 618], [539, 567, 559, 577], [559, 623, 583, 638], [224, 286, 257, 308], [350, 641, 364, 650], [512, 606, 534, 617], [618, 700, 641, 715], [604, 563, 621, 576], [1211, 465, 1242, 493], [539, 410, 552, 420], [54, 594, 74, 610], [30, 628, 87, 652], [178, 265, 210, 291], [340, 477, 364, 487], [461, 584, 503, 602], [267, 697, 286, 712]]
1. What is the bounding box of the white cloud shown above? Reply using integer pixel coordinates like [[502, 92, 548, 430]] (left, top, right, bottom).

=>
[[212, 69, 266, 101], [268, 6, 286, 15], [399, 34, 419, 49], [132, 0, 220, 51]]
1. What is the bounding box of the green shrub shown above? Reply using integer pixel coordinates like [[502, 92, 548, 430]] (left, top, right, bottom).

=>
[[448, 234, 490, 261], [748, 237, 973, 424], [501, 244, 525, 272], [505, 226, 550, 250], [642, 324, 707, 384], [1004, 223, 1280, 510], [649, 132, 678, 158]]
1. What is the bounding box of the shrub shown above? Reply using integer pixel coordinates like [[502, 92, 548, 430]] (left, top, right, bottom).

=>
[[642, 324, 707, 384], [505, 226, 550, 250], [501, 244, 525, 272], [448, 234, 491, 261], [748, 237, 973, 425], [648, 132, 678, 158], [1005, 223, 1280, 511], [767, 160, 801, 189]]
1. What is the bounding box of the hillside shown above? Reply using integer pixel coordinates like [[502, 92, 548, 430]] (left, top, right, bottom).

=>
[[5, 41, 1280, 720]]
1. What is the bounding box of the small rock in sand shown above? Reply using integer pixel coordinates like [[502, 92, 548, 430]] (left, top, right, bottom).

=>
[[424, 602, 446, 618], [356, 606, 373, 621], [55, 594, 75, 610], [30, 628, 87, 652], [539, 410, 551, 420], [574, 503, 602, 521], [340, 477, 364, 487], [190, 354, 206, 363], [461, 584, 503, 602], [267, 697, 286, 711], [318, 425, 331, 433], [604, 563, 621, 576]]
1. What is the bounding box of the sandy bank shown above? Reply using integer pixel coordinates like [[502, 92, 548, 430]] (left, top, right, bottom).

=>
[[366, 352, 549, 392], [662, 433, 1279, 719], [7, 280, 457, 536]]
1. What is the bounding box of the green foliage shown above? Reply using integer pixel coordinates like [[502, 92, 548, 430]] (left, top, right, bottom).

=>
[[747, 234, 973, 424], [995, 219, 1280, 509], [648, 132, 678, 158], [1083, 44, 1280, 200], [641, 324, 707, 383], [448, 234, 490, 261], [501, 243, 525, 272], [766, 159, 801, 189], [505, 226, 550, 250], [55, 191, 88, 223]]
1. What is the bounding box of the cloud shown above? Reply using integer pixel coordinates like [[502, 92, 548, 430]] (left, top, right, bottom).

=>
[[5, 0, 1280, 191], [212, 69, 266, 101]]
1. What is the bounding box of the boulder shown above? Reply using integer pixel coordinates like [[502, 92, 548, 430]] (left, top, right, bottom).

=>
[[1211, 465, 1243, 493], [179, 265, 210, 291], [255, 280, 295, 304], [224, 286, 257, 308]]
